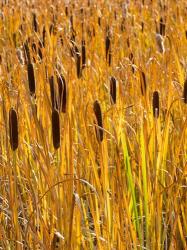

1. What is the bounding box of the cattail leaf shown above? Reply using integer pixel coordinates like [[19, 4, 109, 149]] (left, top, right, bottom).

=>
[[93, 100, 103, 142], [153, 91, 159, 118], [9, 108, 18, 151], [52, 109, 60, 149]]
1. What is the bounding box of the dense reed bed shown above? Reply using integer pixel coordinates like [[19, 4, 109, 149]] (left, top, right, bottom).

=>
[[0, 0, 186, 249]]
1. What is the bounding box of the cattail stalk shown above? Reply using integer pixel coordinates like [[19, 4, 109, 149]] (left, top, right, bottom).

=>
[[153, 91, 159, 118], [93, 100, 103, 142], [9, 108, 18, 151], [52, 109, 60, 149]]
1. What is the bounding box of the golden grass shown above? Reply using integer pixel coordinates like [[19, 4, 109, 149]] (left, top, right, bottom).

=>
[[0, 0, 186, 249]]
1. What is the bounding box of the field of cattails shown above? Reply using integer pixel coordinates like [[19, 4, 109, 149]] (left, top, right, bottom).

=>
[[0, 0, 187, 249]]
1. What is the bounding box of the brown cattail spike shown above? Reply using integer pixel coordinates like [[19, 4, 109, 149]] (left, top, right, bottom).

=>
[[75, 46, 81, 78], [82, 39, 86, 69], [27, 63, 36, 96], [183, 78, 187, 104], [52, 109, 60, 149], [9, 108, 18, 151], [105, 35, 110, 61], [153, 91, 159, 118], [140, 71, 147, 96], [32, 13, 38, 32], [110, 76, 117, 104], [93, 100, 103, 142], [159, 17, 165, 36]]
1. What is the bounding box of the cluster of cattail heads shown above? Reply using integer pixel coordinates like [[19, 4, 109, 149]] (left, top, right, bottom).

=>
[[9, 108, 18, 151], [93, 100, 103, 142]]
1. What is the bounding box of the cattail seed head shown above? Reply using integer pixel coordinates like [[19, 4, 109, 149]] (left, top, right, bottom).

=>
[[27, 63, 36, 96], [74, 46, 81, 78], [140, 71, 147, 96], [183, 78, 187, 104], [110, 76, 117, 104], [93, 100, 103, 142], [153, 91, 159, 118], [9, 108, 18, 151], [32, 13, 38, 32], [105, 35, 110, 61], [82, 39, 86, 69], [159, 17, 165, 36], [52, 109, 60, 149]]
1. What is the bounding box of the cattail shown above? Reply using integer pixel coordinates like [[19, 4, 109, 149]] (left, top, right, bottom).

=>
[[32, 13, 38, 32], [140, 71, 147, 96], [57, 74, 66, 113], [42, 26, 46, 47], [9, 108, 18, 151], [129, 52, 135, 73], [27, 63, 36, 96], [93, 100, 103, 142], [65, 6, 68, 16], [159, 17, 165, 36], [74, 46, 81, 78], [105, 35, 110, 61], [49, 76, 56, 109], [82, 39, 86, 69], [183, 78, 187, 104], [52, 109, 60, 149], [110, 76, 117, 104], [153, 91, 159, 118], [126, 37, 130, 48], [141, 22, 144, 32]]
